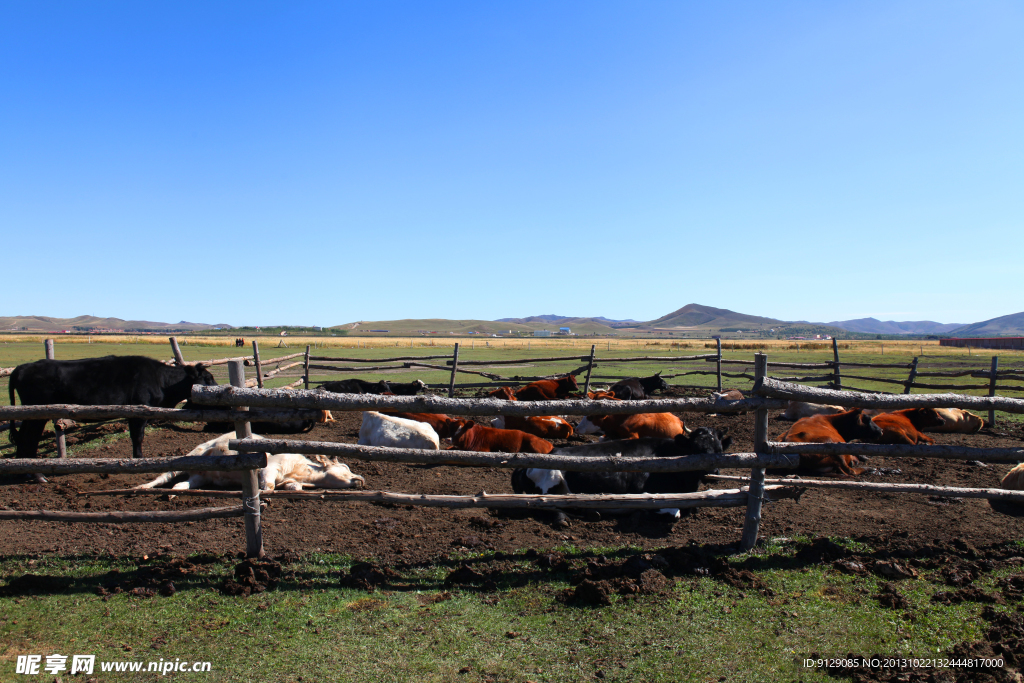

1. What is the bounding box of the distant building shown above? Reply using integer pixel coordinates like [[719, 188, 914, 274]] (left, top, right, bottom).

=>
[[533, 330, 552, 338], [559, 327, 571, 335], [940, 337, 1024, 350]]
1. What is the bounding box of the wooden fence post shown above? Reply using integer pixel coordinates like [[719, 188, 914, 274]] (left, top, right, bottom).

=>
[[448, 343, 460, 398], [43, 340, 67, 459], [228, 360, 264, 558], [252, 340, 264, 389], [988, 356, 999, 426], [169, 337, 186, 366], [716, 338, 723, 392], [831, 337, 842, 390], [582, 344, 596, 396], [903, 357, 919, 394], [739, 353, 769, 552], [303, 345, 311, 390]]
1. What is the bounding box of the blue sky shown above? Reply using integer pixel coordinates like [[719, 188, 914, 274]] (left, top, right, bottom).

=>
[[2, 1, 1022, 326]]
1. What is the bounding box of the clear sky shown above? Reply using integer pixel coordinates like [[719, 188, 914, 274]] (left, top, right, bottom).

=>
[[2, 1, 1022, 327]]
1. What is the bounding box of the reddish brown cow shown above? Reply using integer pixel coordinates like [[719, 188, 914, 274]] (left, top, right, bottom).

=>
[[492, 415, 574, 439], [587, 390, 620, 400], [487, 387, 518, 401], [451, 423, 554, 454], [869, 408, 943, 445], [583, 413, 687, 440], [387, 413, 469, 440], [514, 375, 579, 401], [780, 408, 883, 475]]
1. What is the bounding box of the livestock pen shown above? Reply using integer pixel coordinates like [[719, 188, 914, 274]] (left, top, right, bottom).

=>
[[8, 353, 1024, 560]]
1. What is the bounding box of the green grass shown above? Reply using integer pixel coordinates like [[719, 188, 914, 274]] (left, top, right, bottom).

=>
[[4, 340, 1023, 424], [0, 541, 1007, 682]]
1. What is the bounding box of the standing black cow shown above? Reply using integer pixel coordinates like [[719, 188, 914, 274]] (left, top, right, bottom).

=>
[[8, 356, 217, 459], [609, 372, 670, 400]]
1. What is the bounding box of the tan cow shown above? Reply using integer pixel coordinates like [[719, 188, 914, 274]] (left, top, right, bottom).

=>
[[927, 408, 985, 433], [779, 401, 846, 421]]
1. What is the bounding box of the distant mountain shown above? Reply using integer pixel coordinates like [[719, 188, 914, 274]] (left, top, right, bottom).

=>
[[647, 304, 784, 329], [948, 311, 1024, 337], [496, 315, 638, 324], [828, 318, 964, 335], [0, 315, 231, 333]]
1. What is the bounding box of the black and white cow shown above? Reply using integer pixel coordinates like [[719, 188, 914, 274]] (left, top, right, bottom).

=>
[[511, 427, 731, 525], [8, 356, 217, 459], [609, 372, 670, 400]]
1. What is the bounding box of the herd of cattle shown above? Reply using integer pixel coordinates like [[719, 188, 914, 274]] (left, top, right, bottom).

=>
[[5, 354, 1019, 525]]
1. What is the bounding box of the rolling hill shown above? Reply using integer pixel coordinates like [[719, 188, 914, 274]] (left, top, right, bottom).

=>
[[646, 304, 784, 330], [828, 318, 965, 335], [0, 316, 230, 333], [947, 311, 1024, 337]]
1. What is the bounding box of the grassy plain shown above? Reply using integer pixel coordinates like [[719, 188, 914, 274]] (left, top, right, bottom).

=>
[[3, 338, 1022, 419], [0, 539, 1003, 683]]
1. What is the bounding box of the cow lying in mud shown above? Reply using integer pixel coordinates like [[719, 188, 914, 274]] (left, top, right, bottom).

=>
[[136, 432, 364, 491]]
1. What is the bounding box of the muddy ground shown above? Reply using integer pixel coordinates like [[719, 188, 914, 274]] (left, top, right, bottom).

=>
[[3, 391, 1024, 562]]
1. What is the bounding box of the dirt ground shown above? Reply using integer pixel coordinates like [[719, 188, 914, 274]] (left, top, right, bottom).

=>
[[3, 390, 1024, 562]]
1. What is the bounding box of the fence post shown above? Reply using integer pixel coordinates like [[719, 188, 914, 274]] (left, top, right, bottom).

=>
[[252, 340, 264, 389], [582, 344, 596, 396], [169, 337, 186, 366], [228, 360, 264, 558], [303, 345, 311, 390], [739, 353, 768, 553], [716, 338, 723, 392], [831, 337, 842, 390], [448, 343, 460, 398], [903, 357, 919, 395], [988, 356, 999, 426], [43, 340, 67, 459]]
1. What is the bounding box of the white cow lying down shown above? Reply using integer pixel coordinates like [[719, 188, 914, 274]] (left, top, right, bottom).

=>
[[136, 432, 364, 491], [358, 411, 440, 450]]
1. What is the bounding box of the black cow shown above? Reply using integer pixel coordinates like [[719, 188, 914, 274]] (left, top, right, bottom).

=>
[[609, 372, 670, 400], [511, 427, 731, 526], [319, 379, 427, 395], [8, 356, 217, 459]]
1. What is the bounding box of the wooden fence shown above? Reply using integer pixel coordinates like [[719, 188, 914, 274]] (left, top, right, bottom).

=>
[[7, 349, 1024, 561]]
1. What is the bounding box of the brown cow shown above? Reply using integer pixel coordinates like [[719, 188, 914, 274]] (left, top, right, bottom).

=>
[[869, 408, 944, 445], [578, 412, 687, 440], [387, 412, 469, 440], [587, 390, 620, 400], [779, 409, 883, 475], [487, 386, 518, 401], [491, 415, 573, 439], [451, 423, 554, 454], [514, 375, 579, 401]]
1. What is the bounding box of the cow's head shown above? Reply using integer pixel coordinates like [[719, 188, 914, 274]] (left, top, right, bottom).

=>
[[909, 408, 947, 432], [451, 420, 475, 442], [186, 363, 217, 386], [651, 372, 670, 393], [310, 455, 365, 489], [560, 374, 580, 390], [674, 426, 727, 454], [854, 409, 884, 441]]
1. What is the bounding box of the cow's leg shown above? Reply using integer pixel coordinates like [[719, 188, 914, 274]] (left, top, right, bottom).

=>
[[128, 418, 148, 458], [15, 420, 47, 459], [13, 420, 48, 483]]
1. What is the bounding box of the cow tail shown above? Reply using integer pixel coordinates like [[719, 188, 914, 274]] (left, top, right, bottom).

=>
[[7, 373, 17, 445]]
